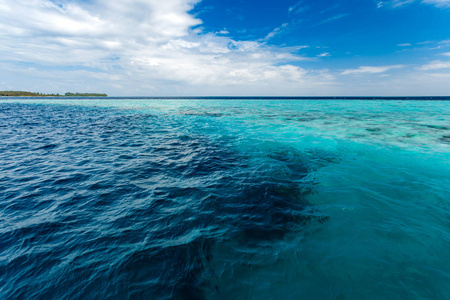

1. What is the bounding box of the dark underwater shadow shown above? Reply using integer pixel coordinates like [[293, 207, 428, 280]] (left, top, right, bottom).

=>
[[0, 106, 335, 300], [117, 141, 334, 299]]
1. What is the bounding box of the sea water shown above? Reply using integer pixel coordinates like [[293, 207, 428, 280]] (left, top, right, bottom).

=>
[[0, 98, 449, 299]]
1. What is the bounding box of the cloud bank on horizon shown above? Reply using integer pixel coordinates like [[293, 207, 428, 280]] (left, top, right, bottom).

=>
[[0, 0, 449, 96]]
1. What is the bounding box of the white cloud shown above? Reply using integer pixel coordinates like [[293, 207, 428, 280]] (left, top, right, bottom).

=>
[[217, 30, 229, 35], [0, 0, 338, 96], [1, 0, 448, 96], [417, 60, 450, 70], [376, 0, 414, 9], [330, 70, 450, 96], [341, 65, 405, 75], [378, 0, 450, 8], [422, 0, 450, 7], [320, 4, 340, 14], [440, 52, 450, 57], [317, 14, 349, 25], [264, 23, 289, 40], [394, 0, 416, 7], [288, 1, 308, 14], [398, 43, 412, 47], [317, 53, 331, 57]]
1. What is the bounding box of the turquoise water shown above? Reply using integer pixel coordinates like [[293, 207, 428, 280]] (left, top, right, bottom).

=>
[[0, 98, 449, 299]]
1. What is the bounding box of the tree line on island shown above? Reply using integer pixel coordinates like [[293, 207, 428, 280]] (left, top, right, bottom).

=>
[[0, 91, 108, 97]]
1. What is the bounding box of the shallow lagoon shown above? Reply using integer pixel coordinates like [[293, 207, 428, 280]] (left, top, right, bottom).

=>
[[0, 98, 449, 299]]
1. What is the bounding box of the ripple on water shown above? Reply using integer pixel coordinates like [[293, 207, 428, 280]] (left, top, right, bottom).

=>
[[0, 103, 329, 299], [1, 100, 449, 300]]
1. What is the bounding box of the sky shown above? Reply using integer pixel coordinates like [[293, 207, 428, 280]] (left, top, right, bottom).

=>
[[0, 0, 450, 96]]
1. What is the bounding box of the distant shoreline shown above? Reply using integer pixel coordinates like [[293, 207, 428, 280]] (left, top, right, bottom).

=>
[[1, 95, 449, 100], [0, 91, 107, 97]]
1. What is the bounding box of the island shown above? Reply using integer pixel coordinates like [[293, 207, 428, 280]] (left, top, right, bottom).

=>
[[0, 91, 108, 97], [64, 92, 108, 97]]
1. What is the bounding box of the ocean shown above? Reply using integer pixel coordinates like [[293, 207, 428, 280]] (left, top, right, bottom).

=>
[[0, 98, 449, 299]]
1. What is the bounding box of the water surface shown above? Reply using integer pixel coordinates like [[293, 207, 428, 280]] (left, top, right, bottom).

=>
[[0, 98, 449, 299]]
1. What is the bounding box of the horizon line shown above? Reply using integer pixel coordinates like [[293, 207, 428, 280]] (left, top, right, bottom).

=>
[[2, 96, 450, 100]]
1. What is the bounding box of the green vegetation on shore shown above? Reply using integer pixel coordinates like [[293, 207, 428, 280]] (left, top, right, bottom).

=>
[[0, 91, 108, 97], [0, 91, 61, 97]]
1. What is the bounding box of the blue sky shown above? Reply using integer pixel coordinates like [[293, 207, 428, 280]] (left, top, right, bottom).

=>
[[0, 0, 449, 96]]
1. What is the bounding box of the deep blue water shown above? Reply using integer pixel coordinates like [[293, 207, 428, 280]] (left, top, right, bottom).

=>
[[0, 99, 449, 299]]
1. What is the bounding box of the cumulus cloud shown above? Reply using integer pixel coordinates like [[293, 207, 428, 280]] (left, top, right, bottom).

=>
[[341, 65, 405, 75], [0, 0, 337, 95], [2, 0, 447, 96]]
